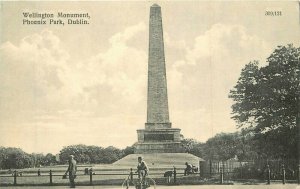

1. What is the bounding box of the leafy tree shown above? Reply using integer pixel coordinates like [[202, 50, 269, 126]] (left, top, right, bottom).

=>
[[122, 146, 135, 157], [0, 147, 6, 169], [0, 144, 135, 169], [59, 144, 92, 164], [1, 147, 33, 169], [59, 144, 124, 164], [189, 142, 205, 159], [181, 138, 199, 153], [85, 145, 105, 164], [229, 44, 300, 159], [43, 153, 57, 166], [203, 132, 240, 161], [101, 146, 123, 164], [235, 130, 258, 161], [30, 153, 44, 167]]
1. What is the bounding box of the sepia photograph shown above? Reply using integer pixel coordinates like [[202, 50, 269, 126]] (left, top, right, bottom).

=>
[[0, 1, 299, 189]]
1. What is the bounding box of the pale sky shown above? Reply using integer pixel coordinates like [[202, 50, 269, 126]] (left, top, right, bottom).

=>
[[0, 1, 299, 154]]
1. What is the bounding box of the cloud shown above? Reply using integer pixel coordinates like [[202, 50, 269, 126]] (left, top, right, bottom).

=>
[[81, 22, 147, 115], [0, 23, 148, 153], [0, 22, 273, 153], [0, 22, 147, 117], [166, 23, 272, 141], [0, 30, 69, 120], [185, 24, 270, 66]]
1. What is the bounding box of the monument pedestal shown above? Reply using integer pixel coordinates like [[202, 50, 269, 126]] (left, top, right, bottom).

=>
[[135, 126, 184, 153]]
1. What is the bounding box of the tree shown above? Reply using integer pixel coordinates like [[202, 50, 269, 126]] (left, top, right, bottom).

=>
[[122, 146, 135, 157], [42, 153, 57, 166], [203, 132, 240, 161], [101, 146, 123, 164], [85, 145, 105, 164], [1, 147, 33, 169], [59, 144, 92, 164], [181, 138, 199, 153], [229, 44, 300, 159], [235, 129, 260, 162], [0, 147, 6, 169], [59, 144, 124, 164]]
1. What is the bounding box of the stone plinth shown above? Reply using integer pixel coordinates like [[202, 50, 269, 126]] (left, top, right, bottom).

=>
[[145, 122, 171, 130], [136, 128, 183, 153], [135, 142, 184, 154]]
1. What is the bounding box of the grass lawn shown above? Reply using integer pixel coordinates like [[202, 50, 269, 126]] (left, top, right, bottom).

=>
[[1, 161, 298, 187]]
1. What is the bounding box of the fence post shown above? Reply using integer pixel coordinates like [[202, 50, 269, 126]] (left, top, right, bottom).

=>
[[240, 164, 243, 179], [282, 164, 285, 185], [298, 164, 300, 185], [199, 161, 201, 178], [130, 168, 133, 182], [173, 167, 177, 184], [49, 170, 52, 185], [90, 170, 93, 185], [266, 164, 271, 185], [13, 170, 17, 185], [220, 167, 224, 184], [209, 160, 212, 178]]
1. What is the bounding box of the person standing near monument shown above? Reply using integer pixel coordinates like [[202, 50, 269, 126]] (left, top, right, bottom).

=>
[[184, 162, 193, 176], [64, 155, 77, 188], [137, 156, 149, 180]]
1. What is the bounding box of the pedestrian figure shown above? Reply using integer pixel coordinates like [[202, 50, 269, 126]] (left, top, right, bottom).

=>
[[164, 170, 173, 184], [84, 168, 89, 175], [64, 155, 77, 188], [37, 169, 41, 176], [136, 156, 149, 189], [89, 168, 94, 175], [184, 162, 193, 176], [137, 156, 149, 180]]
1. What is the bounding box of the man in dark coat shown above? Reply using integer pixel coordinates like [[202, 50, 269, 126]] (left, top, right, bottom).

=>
[[184, 162, 193, 176], [65, 155, 77, 188]]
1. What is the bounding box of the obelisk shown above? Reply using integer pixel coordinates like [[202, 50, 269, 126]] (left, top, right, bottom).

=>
[[135, 4, 183, 153], [146, 3, 170, 128]]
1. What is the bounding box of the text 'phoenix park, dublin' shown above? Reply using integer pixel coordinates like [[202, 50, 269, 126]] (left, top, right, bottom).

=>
[[22, 12, 91, 26]]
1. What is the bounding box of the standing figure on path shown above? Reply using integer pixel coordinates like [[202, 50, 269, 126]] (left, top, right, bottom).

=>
[[136, 156, 149, 181], [64, 155, 77, 188]]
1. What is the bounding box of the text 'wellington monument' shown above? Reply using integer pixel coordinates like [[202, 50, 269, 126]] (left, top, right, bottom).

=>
[[135, 4, 183, 153]]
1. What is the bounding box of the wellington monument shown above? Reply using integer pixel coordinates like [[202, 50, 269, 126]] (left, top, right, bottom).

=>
[[113, 4, 202, 167], [135, 4, 184, 153]]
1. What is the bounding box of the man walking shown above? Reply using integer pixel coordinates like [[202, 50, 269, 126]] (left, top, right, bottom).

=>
[[65, 155, 77, 188]]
